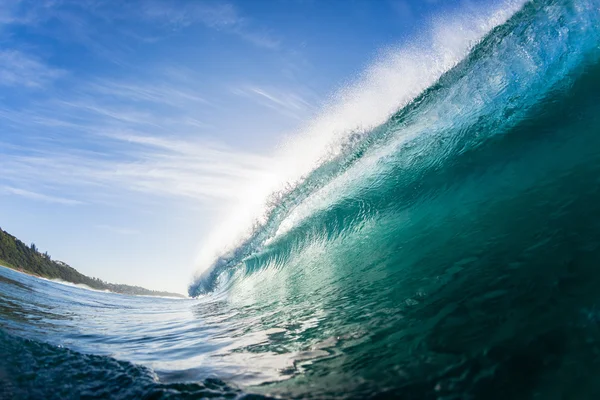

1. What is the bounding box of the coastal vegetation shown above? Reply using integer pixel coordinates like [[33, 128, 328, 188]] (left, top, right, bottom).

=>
[[0, 227, 185, 298]]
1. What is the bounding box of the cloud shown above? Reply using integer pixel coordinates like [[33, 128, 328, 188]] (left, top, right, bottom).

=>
[[139, 1, 281, 49], [0, 1, 284, 210], [0, 50, 64, 88], [0, 0, 282, 82], [0, 137, 274, 205], [1, 186, 84, 205], [0, 0, 45, 27], [0, 0, 20, 25], [96, 224, 140, 235], [54, 99, 162, 126], [0, 71, 276, 207], [231, 85, 315, 120], [88, 80, 208, 107], [389, 0, 414, 21]]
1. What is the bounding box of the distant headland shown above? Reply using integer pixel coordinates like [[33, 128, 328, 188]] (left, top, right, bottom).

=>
[[0, 226, 186, 298]]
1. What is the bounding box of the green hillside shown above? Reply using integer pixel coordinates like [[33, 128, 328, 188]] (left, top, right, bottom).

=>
[[0, 227, 186, 298]]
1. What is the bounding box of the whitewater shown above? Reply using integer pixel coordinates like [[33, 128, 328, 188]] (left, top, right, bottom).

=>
[[3, 0, 600, 398]]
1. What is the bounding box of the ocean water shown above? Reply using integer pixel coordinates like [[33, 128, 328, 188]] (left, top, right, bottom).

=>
[[3, 0, 600, 398]]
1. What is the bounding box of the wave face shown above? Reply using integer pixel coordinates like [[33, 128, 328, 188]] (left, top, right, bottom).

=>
[[4, 0, 600, 399]]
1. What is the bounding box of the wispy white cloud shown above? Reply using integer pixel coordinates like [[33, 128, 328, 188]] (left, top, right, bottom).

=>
[[0, 0, 281, 69], [0, 2, 146, 68], [87, 80, 208, 107], [140, 1, 281, 49], [0, 71, 275, 206], [0, 1, 286, 210], [0, 50, 64, 88], [1, 186, 84, 205], [0, 137, 274, 205], [96, 224, 140, 235], [389, 0, 414, 21], [231, 85, 315, 120], [54, 99, 162, 126], [0, 0, 48, 27], [0, 0, 21, 25]]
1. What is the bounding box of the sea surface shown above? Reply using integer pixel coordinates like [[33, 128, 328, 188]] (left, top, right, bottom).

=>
[[3, 0, 600, 398]]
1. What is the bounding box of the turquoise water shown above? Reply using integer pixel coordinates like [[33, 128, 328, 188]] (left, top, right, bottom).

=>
[[3, 0, 600, 398]]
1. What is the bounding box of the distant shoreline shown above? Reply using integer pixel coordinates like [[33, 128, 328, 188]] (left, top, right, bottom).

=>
[[0, 262, 187, 299], [0, 227, 187, 298], [0, 265, 187, 299]]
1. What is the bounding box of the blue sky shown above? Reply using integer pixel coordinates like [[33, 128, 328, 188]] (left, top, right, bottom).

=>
[[0, 0, 515, 294]]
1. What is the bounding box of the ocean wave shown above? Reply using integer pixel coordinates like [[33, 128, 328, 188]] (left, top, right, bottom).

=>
[[189, 0, 600, 297]]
